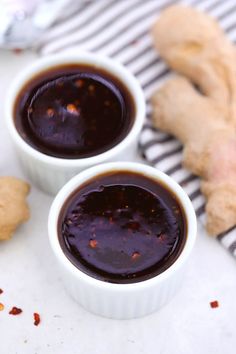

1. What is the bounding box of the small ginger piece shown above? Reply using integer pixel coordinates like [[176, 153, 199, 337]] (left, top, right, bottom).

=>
[[152, 5, 236, 124], [0, 177, 30, 240], [152, 77, 236, 236]]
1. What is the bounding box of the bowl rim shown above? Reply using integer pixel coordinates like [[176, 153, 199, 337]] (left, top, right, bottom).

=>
[[48, 161, 197, 292], [5, 52, 145, 167]]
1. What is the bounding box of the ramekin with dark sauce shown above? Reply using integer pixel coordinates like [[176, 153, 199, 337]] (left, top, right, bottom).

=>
[[6, 53, 145, 194], [48, 162, 197, 319]]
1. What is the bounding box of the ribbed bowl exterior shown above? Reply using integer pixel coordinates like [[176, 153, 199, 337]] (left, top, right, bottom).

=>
[[16, 142, 137, 195], [58, 261, 186, 319]]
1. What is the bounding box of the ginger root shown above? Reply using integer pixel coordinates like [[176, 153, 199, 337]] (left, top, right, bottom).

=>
[[152, 5, 236, 123], [0, 177, 30, 240], [151, 77, 236, 236], [151, 5, 236, 235]]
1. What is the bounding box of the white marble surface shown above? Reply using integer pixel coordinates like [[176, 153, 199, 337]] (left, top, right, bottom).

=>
[[0, 50, 235, 354]]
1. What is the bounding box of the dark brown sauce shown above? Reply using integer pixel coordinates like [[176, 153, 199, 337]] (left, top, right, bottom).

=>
[[14, 64, 135, 158], [58, 171, 187, 284]]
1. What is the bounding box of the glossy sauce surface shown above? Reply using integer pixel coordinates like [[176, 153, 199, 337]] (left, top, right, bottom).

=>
[[14, 64, 135, 158], [58, 171, 187, 284]]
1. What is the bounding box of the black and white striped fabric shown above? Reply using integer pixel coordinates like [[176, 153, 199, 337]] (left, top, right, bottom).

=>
[[37, 0, 236, 258]]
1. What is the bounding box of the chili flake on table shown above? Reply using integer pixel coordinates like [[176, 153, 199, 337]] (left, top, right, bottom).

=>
[[33, 312, 41, 326], [9, 307, 23, 315], [210, 300, 219, 309], [0, 303, 4, 311]]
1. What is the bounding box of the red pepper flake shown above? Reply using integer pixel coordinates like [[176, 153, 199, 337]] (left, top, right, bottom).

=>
[[46, 108, 54, 117], [131, 251, 140, 260], [128, 221, 140, 231], [104, 100, 111, 107], [89, 239, 98, 248], [33, 312, 41, 326], [210, 300, 219, 309], [66, 103, 79, 115], [0, 303, 4, 311], [0, 289, 3, 294], [9, 307, 22, 315], [75, 79, 84, 88], [158, 234, 166, 242], [12, 48, 23, 55], [88, 84, 95, 93]]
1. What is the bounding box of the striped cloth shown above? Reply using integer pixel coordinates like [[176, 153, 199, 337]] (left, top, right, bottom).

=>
[[37, 0, 236, 258]]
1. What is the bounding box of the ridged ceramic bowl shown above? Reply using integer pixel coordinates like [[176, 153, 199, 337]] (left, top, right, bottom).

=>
[[48, 162, 197, 319], [5, 52, 145, 194]]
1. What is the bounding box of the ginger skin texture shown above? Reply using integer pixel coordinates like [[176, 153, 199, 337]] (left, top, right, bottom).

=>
[[0, 177, 30, 240], [152, 5, 236, 124], [152, 77, 236, 236], [151, 5, 236, 236]]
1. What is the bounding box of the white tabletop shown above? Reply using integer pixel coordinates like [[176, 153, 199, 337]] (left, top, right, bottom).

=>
[[0, 50, 235, 354]]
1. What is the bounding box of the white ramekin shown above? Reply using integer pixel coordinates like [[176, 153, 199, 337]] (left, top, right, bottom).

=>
[[48, 162, 197, 319], [5, 53, 145, 194]]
